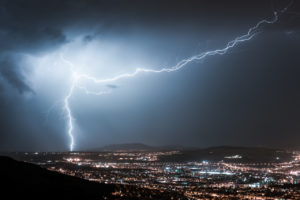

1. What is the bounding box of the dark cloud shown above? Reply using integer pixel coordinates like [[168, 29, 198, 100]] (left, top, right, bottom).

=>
[[106, 84, 118, 89], [0, 0, 69, 94], [0, 58, 32, 93], [83, 35, 94, 43]]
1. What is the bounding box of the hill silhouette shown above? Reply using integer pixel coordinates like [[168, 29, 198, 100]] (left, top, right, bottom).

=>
[[0, 156, 115, 199], [0, 156, 186, 199]]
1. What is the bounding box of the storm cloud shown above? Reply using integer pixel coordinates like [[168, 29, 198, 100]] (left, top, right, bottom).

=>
[[0, 0, 299, 151]]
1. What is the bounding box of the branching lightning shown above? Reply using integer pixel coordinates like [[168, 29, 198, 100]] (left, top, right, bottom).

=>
[[60, 5, 291, 151]]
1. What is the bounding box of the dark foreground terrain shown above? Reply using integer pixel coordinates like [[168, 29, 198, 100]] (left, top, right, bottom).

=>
[[0, 156, 186, 199]]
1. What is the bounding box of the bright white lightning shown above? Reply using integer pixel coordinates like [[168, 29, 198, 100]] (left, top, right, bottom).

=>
[[61, 8, 288, 151], [64, 73, 76, 152]]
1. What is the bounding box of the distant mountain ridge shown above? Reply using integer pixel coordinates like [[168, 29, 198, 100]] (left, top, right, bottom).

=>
[[101, 143, 154, 151], [85, 143, 288, 152], [160, 146, 293, 163], [83, 143, 293, 163], [87, 143, 185, 152]]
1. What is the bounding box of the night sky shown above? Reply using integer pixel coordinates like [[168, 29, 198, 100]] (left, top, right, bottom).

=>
[[0, 0, 300, 151]]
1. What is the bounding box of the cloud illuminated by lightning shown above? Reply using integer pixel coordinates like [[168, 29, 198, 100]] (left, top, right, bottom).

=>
[[60, 5, 291, 151]]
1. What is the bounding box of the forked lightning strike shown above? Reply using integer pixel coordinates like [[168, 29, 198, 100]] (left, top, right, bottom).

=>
[[61, 7, 288, 151]]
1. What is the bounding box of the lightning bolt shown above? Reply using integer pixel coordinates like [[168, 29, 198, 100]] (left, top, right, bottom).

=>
[[60, 4, 292, 151], [64, 71, 76, 152]]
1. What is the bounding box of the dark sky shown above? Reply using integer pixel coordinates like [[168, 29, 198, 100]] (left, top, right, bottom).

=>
[[0, 0, 300, 151]]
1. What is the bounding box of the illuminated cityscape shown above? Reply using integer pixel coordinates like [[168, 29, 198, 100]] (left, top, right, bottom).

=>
[[7, 147, 300, 199]]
